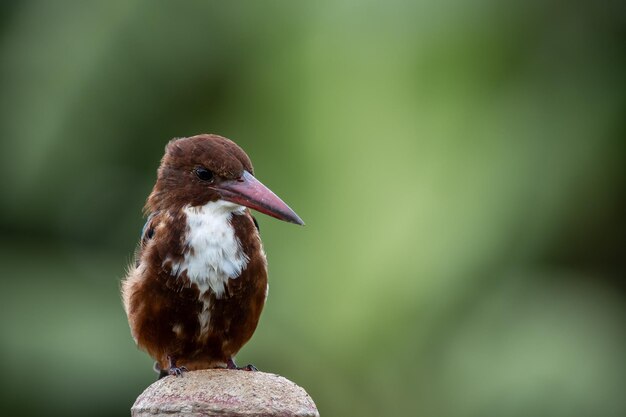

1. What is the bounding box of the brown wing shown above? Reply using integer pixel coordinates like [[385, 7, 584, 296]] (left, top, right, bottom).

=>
[[135, 211, 159, 267]]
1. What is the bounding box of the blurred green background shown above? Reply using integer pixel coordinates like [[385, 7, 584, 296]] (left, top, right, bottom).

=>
[[1, 1, 624, 416]]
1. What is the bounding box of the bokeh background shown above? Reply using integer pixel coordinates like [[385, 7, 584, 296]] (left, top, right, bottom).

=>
[[1, 1, 624, 416]]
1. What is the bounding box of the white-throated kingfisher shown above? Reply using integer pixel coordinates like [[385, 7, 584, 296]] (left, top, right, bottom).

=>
[[122, 134, 303, 378]]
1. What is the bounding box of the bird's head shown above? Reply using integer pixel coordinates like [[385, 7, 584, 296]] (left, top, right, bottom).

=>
[[146, 134, 304, 225]]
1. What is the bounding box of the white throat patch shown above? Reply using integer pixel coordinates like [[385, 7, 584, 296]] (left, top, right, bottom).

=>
[[169, 200, 249, 299]]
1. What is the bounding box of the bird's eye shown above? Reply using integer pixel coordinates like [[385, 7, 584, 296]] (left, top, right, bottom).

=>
[[194, 167, 214, 182]]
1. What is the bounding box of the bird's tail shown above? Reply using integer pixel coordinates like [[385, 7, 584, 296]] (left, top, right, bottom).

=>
[[153, 361, 169, 380]]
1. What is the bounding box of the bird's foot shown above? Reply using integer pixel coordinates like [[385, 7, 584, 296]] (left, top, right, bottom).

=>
[[168, 365, 188, 377], [166, 355, 188, 377], [226, 358, 258, 371]]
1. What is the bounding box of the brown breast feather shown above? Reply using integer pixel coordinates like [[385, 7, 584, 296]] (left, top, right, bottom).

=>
[[122, 208, 268, 371]]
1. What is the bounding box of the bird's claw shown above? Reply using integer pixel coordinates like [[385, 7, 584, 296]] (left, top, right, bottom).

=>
[[226, 358, 258, 371], [165, 355, 188, 377], [168, 365, 188, 377]]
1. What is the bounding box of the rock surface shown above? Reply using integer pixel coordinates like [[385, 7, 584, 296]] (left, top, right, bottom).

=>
[[131, 369, 320, 417]]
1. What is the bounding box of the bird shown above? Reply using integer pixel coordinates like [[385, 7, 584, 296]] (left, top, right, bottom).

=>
[[122, 134, 303, 378]]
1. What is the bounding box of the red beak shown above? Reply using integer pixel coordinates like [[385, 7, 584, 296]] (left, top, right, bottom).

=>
[[217, 171, 304, 225]]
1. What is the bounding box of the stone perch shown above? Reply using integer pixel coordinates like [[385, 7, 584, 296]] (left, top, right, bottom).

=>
[[131, 370, 320, 417]]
